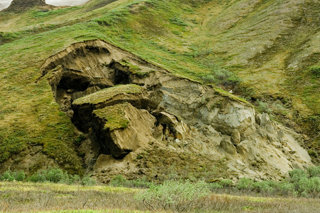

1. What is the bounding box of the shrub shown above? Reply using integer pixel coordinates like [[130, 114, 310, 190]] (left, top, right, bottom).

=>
[[110, 175, 127, 187], [28, 168, 66, 183], [1, 170, 15, 181], [169, 17, 188, 26], [236, 178, 254, 190], [310, 66, 320, 77], [273, 181, 296, 196], [81, 175, 96, 186], [289, 169, 308, 183], [219, 179, 233, 187], [0, 170, 26, 182], [296, 177, 320, 197], [135, 180, 210, 212], [29, 171, 47, 182], [308, 166, 320, 178], [15, 171, 26, 181], [69, 174, 81, 184], [208, 182, 223, 190], [110, 175, 152, 188], [257, 100, 271, 113], [252, 181, 274, 194], [127, 177, 152, 188], [28, 168, 85, 184], [46, 168, 68, 183]]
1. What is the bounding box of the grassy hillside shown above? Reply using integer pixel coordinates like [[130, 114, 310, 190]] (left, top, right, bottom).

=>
[[0, 0, 319, 173]]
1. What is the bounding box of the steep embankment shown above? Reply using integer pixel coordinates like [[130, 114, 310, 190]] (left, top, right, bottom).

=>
[[0, 0, 318, 178], [40, 39, 311, 181]]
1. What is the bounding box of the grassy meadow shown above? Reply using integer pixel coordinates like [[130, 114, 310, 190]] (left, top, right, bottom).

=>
[[0, 167, 320, 212], [1, 180, 320, 213]]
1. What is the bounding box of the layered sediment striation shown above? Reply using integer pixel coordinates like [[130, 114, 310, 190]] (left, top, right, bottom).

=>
[[41, 39, 312, 182]]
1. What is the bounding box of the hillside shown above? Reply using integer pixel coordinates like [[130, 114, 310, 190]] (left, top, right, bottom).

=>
[[0, 0, 319, 180]]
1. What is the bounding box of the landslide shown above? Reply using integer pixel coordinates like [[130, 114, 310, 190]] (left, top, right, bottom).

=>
[[0, 0, 319, 177], [40, 39, 311, 181]]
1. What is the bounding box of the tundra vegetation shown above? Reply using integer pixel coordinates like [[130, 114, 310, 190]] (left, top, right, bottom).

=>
[[1, 167, 320, 212], [1, 0, 320, 212]]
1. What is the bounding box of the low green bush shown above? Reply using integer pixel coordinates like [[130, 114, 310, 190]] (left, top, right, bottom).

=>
[[232, 166, 320, 197], [109, 175, 152, 188], [310, 66, 320, 77], [252, 181, 274, 194], [308, 166, 320, 177], [0, 170, 25, 182], [289, 168, 308, 183], [81, 175, 96, 186], [0, 168, 95, 185], [208, 182, 223, 190], [272, 181, 295, 196], [28, 168, 69, 183], [135, 180, 210, 212], [236, 178, 255, 190], [110, 175, 127, 187], [219, 179, 233, 187]]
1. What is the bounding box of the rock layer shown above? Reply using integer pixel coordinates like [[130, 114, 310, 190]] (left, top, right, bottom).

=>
[[41, 39, 312, 181], [5, 0, 47, 11]]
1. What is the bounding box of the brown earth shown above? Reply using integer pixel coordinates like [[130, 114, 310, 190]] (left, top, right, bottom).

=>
[[40, 39, 312, 182]]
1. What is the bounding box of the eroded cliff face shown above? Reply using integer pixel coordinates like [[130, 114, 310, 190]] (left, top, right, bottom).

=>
[[5, 0, 47, 11], [41, 40, 312, 182]]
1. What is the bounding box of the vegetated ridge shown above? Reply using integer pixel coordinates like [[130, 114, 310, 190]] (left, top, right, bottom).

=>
[[0, 0, 319, 181]]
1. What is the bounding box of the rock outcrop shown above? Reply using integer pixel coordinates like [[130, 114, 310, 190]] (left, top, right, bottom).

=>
[[41, 39, 312, 182], [5, 0, 47, 11]]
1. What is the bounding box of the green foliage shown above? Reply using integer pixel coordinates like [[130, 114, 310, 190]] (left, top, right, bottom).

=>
[[15, 171, 26, 181], [0, 130, 27, 163], [110, 175, 152, 188], [110, 175, 127, 187], [308, 166, 320, 177], [0, 170, 26, 182], [208, 182, 223, 190], [310, 66, 320, 77], [81, 175, 97, 186], [289, 169, 308, 183], [26, 168, 95, 185], [236, 178, 255, 190], [256, 100, 271, 113], [219, 179, 233, 187], [0, 32, 21, 44], [252, 181, 274, 193], [169, 17, 188, 26], [295, 177, 320, 197], [274, 181, 296, 196], [31, 7, 79, 18], [43, 139, 83, 174], [199, 67, 240, 87], [231, 167, 320, 197], [29, 168, 68, 183], [1, 171, 15, 181], [135, 180, 210, 212], [93, 103, 130, 131]]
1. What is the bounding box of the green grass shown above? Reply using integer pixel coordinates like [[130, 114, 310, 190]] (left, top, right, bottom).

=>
[[1, 179, 320, 213], [93, 103, 130, 131], [73, 84, 143, 105], [43, 210, 149, 213]]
